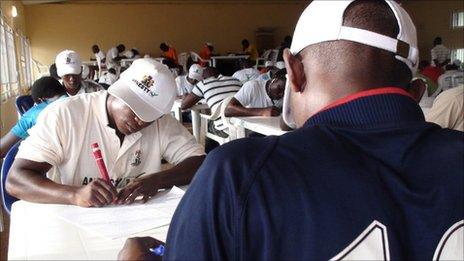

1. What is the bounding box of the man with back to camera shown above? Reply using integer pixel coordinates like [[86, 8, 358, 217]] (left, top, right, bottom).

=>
[[119, 0, 463, 260], [6, 58, 205, 208]]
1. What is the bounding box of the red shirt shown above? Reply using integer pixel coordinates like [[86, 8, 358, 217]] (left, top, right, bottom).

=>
[[421, 66, 443, 83]]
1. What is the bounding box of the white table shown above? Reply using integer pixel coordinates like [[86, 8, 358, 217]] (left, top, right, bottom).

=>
[[171, 99, 208, 143], [230, 116, 288, 138], [8, 186, 189, 260], [82, 61, 97, 66], [210, 55, 249, 67]]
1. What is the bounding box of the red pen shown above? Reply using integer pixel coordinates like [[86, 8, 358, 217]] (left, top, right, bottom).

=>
[[91, 142, 111, 184]]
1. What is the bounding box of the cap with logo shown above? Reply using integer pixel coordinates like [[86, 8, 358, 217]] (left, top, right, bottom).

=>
[[188, 64, 204, 81], [283, 0, 419, 128], [55, 50, 82, 77], [107, 58, 177, 122]]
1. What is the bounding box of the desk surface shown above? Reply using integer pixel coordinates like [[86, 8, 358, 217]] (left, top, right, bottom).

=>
[[8, 186, 188, 260], [230, 116, 288, 136]]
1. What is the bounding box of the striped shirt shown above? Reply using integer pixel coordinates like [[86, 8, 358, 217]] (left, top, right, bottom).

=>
[[431, 44, 450, 65], [192, 75, 242, 130]]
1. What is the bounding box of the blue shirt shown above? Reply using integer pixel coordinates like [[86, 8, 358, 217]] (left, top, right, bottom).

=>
[[165, 87, 463, 260], [11, 96, 66, 139]]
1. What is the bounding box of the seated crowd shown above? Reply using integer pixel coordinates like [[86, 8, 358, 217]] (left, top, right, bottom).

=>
[[0, 0, 463, 260]]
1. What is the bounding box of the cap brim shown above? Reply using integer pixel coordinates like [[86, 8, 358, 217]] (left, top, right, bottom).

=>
[[107, 78, 164, 122]]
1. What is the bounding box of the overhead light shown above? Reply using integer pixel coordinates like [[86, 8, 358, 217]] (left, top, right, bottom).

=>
[[12, 6, 18, 18]]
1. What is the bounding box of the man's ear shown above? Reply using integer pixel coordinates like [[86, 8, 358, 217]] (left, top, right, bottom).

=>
[[283, 49, 306, 93], [408, 78, 426, 103]]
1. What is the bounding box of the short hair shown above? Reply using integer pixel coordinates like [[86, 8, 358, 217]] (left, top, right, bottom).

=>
[[302, 0, 411, 86], [108, 68, 117, 74], [273, 68, 287, 80], [434, 37, 442, 46], [31, 76, 66, 103], [49, 63, 60, 80], [160, 43, 169, 51], [202, 66, 219, 79], [117, 44, 125, 51], [241, 39, 249, 46]]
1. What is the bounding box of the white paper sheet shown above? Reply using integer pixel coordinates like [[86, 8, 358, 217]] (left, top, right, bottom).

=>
[[53, 186, 185, 240]]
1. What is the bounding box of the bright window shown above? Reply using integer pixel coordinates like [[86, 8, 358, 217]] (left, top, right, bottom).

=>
[[0, 12, 33, 102], [451, 10, 464, 29], [451, 48, 464, 63]]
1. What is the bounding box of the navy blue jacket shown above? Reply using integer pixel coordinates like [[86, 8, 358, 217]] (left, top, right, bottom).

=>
[[166, 88, 463, 260]]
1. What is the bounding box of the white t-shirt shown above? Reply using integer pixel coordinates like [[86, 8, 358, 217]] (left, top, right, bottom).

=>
[[16, 91, 205, 188], [95, 50, 106, 67], [106, 47, 119, 69], [232, 68, 260, 84], [98, 72, 118, 86], [426, 85, 463, 131], [234, 79, 282, 108], [175, 75, 195, 96]]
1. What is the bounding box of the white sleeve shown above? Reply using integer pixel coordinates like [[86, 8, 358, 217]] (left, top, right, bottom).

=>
[[431, 48, 437, 60], [191, 83, 204, 98], [234, 81, 253, 107], [15, 103, 65, 165], [110, 48, 118, 59], [158, 115, 205, 165]]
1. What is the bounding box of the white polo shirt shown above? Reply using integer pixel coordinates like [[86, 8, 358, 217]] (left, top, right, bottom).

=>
[[232, 68, 260, 84], [95, 50, 106, 67], [234, 79, 282, 108], [98, 72, 118, 86], [175, 75, 195, 96], [106, 47, 119, 69], [16, 91, 205, 188]]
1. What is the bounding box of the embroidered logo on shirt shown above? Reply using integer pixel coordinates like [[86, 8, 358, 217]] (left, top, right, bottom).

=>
[[132, 75, 158, 97], [130, 150, 142, 166]]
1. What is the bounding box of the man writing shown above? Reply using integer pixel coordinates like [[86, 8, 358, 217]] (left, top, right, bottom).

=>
[[6, 58, 205, 207], [119, 0, 463, 260]]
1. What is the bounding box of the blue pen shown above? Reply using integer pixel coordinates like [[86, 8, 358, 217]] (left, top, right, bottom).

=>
[[149, 244, 165, 256]]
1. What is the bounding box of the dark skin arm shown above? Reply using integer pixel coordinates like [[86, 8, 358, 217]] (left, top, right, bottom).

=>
[[224, 97, 281, 117], [180, 93, 202, 110], [0, 131, 21, 158], [6, 159, 117, 207], [117, 155, 205, 204], [118, 237, 164, 261]]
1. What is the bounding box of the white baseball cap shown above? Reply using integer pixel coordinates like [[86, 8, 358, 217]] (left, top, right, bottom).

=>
[[55, 50, 82, 77], [107, 58, 176, 122], [283, 0, 419, 128], [188, 64, 204, 81]]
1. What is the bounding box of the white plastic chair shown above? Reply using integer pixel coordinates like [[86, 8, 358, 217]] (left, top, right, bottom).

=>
[[199, 97, 234, 145], [189, 51, 211, 66], [178, 52, 189, 73]]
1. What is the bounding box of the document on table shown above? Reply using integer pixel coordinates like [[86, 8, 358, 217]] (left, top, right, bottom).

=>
[[53, 186, 185, 240]]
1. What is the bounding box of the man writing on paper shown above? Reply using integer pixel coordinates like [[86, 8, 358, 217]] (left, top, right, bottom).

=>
[[7, 58, 205, 208], [120, 1, 462, 260]]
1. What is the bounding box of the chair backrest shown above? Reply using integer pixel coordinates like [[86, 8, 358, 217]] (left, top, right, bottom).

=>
[[1, 141, 21, 215], [178, 52, 189, 72], [15, 95, 34, 116]]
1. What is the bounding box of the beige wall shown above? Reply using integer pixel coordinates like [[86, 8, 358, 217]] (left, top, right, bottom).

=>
[[25, 2, 307, 65], [402, 0, 464, 61], [0, 0, 27, 136]]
